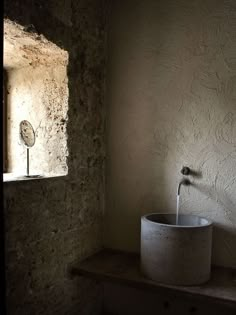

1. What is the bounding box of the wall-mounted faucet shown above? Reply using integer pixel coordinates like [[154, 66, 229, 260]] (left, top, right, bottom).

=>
[[177, 166, 192, 195], [177, 178, 191, 196]]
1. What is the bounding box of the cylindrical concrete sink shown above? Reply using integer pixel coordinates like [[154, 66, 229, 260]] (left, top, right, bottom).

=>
[[141, 213, 213, 285]]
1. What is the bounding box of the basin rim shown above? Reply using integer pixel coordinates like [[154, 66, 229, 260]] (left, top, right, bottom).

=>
[[141, 213, 213, 228]]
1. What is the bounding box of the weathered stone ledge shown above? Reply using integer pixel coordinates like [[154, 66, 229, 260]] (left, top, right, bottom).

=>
[[70, 249, 236, 308]]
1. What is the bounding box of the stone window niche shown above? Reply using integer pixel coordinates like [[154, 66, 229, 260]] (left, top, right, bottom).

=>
[[3, 19, 69, 182]]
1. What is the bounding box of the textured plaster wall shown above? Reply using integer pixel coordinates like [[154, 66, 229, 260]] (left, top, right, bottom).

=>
[[106, 0, 236, 268], [4, 0, 107, 314]]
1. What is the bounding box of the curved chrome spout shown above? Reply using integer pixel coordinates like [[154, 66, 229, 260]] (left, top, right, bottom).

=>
[[177, 179, 191, 195]]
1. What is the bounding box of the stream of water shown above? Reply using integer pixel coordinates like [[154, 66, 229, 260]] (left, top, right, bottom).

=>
[[176, 194, 180, 225]]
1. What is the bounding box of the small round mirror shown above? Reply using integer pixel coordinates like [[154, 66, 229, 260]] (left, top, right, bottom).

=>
[[19, 120, 35, 148], [19, 120, 42, 178]]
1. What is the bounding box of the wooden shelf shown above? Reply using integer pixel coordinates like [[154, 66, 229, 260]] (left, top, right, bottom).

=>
[[70, 249, 236, 307]]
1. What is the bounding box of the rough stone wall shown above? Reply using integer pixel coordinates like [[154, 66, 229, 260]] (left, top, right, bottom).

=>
[[4, 0, 107, 314], [106, 0, 236, 268]]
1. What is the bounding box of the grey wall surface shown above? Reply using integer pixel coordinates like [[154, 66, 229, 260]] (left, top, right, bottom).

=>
[[105, 0, 236, 268], [4, 0, 107, 314]]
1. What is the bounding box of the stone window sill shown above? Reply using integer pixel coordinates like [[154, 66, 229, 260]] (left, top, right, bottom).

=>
[[3, 172, 66, 182]]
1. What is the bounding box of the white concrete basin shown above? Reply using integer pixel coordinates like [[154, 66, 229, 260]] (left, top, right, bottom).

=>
[[141, 213, 213, 285]]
